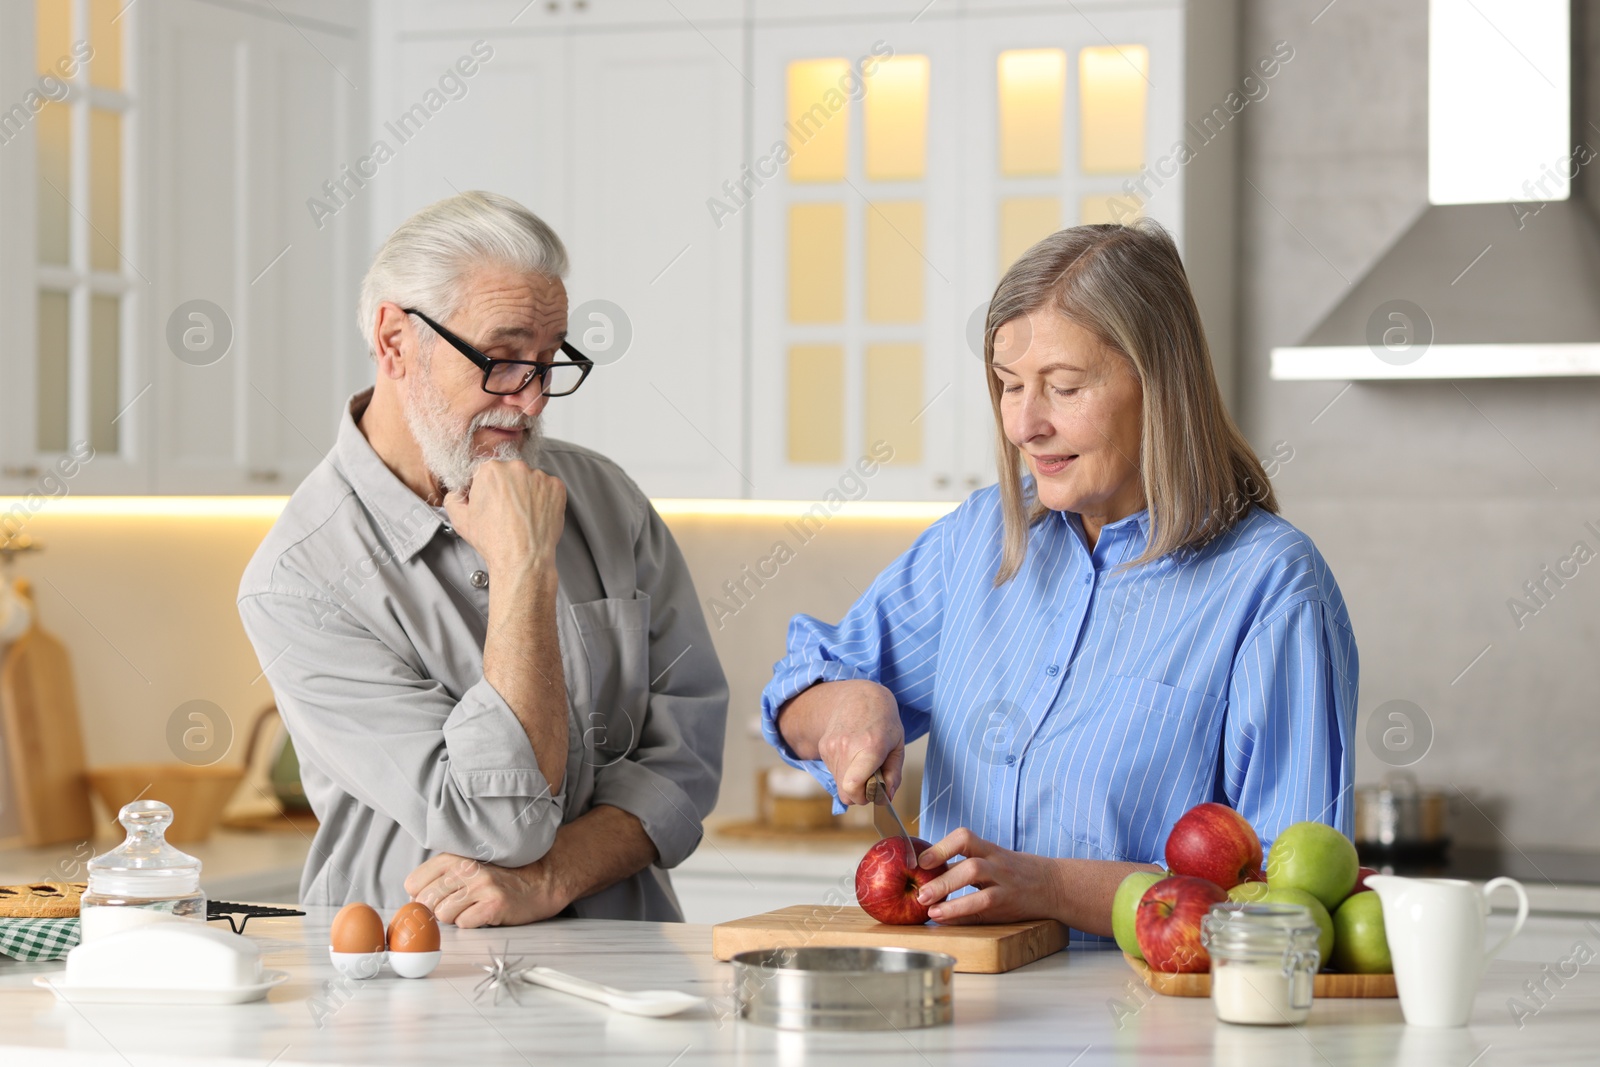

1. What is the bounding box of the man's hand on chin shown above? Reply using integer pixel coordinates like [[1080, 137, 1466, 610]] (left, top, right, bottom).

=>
[[403, 853, 570, 928]]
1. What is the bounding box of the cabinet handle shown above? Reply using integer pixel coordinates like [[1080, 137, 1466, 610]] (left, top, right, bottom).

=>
[[965, 475, 981, 489], [2, 465, 40, 478], [933, 474, 950, 489], [573, 0, 588, 8], [546, 0, 560, 12], [246, 469, 281, 483]]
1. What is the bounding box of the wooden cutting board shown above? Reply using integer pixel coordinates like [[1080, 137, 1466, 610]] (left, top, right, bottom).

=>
[[0, 580, 95, 847], [1123, 953, 1397, 997], [712, 905, 1068, 974]]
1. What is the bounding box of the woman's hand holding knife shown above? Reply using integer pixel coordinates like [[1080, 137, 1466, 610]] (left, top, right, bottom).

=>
[[776, 679, 905, 807]]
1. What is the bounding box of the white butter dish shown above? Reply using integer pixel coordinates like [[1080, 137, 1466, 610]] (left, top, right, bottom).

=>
[[33, 921, 286, 1004], [33, 971, 289, 1005]]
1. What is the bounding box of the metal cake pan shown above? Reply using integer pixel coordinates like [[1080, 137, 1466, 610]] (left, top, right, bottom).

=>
[[730, 945, 955, 1030]]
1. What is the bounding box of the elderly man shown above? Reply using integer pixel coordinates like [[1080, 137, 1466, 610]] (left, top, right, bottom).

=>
[[238, 191, 727, 925]]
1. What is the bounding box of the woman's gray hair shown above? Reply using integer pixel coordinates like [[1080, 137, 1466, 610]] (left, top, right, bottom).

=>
[[985, 219, 1277, 584], [357, 190, 568, 358]]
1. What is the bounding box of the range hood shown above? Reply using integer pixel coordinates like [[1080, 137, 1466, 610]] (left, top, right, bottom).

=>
[[1272, 0, 1600, 380]]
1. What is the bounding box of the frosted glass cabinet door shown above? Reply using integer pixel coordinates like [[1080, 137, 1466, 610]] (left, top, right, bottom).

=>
[[0, 0, 148, 494], [954, 7, 1183, 503], [748, 3, 1186, 502], [749, 16, 964, 502]]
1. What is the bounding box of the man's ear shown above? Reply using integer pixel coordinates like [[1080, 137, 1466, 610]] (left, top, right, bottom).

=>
[[373, 302, 413, 381]]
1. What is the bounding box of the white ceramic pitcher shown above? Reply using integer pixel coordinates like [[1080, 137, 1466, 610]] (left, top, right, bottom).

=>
[[1366, 875, 1529, 1027]]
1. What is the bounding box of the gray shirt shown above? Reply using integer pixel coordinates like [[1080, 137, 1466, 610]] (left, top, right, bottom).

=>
[[237, 388, 727, 919]]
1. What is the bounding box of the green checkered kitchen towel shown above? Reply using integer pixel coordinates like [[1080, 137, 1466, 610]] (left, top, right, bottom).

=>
[[0, 916, 80, 962]]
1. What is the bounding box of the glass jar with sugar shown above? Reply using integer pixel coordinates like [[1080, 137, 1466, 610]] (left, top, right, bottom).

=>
[[80, 800, 206, 941], [1200, 902, 1322, 1025]]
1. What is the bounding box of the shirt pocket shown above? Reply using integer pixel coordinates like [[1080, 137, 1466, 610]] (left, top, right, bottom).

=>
[[1046, 674, 1227, 862], [567, 593, 651, 770]]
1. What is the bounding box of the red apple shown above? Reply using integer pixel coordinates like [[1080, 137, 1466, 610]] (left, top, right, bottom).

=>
[[855, 836, 948, 925], [1135, 875, 1228, 973], [1163, 802, 1262, 890], [1350, 866, 1378, 898]]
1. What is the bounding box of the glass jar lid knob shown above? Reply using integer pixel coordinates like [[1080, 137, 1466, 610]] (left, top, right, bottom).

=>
[[86, 800, 203, 897]]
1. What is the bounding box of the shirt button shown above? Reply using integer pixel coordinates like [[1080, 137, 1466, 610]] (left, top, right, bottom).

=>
[[1083, 576, 1091, 585], [1045, 664, 1060, 676], [469, 570, 489, 589], [1005, 755, 1017, 767]]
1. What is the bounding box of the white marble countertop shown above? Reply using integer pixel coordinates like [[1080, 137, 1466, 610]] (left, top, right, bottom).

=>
[[10, 829, 1600, 917], [0, 907, 1596, 1066]]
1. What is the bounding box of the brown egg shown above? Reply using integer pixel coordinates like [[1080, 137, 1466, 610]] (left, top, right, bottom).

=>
[[330, 902, 386, 954], [387, 901, 441, 953]]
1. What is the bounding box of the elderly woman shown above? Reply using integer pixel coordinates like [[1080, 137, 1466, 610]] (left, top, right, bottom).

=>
[[760, 221, 1357, 938]]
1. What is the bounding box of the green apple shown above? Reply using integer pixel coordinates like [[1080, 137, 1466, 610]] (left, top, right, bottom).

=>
[[1331, 891, 1392, 973], [1265, 822, 1359, 910], [1261, 886, 1334, 970], [1112, 871, 1165, 959], [1228, 881, 1270, 903]]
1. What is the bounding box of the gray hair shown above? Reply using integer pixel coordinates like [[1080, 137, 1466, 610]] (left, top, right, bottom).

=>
[[357, 190, 569, 359], [985, 219, 1277, 584]]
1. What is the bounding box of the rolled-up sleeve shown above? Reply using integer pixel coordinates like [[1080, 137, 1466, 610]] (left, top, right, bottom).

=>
[[1222, 598, 1359, 849], [759, 514, 950, 812], [238, 588, 564, 868], [588, 500, 729, 870]]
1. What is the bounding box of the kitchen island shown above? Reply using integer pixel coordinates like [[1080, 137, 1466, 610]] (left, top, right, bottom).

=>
[[0, 908, 1595, 1065]]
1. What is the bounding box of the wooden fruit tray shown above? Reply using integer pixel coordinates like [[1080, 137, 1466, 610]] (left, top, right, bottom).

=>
[[1123, 953, 1396, 998]]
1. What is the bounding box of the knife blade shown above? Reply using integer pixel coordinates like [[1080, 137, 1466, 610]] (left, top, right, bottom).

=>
[[869, 768, 916, 855]]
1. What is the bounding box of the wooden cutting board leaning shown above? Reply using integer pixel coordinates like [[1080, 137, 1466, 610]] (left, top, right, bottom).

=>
[[0, 579, 95, 847], [712, 905, 1068, 974]]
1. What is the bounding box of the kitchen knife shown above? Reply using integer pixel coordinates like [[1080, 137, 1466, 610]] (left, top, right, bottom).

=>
[[869, 768, 916, 854]]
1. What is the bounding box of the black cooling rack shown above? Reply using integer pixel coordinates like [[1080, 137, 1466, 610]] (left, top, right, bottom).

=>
[[205, 900, 306, 935]]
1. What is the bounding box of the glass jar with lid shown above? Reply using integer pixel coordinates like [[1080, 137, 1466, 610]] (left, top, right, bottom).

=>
[[80, 800, 206, 941], [1200, 902, 1322, 1025]]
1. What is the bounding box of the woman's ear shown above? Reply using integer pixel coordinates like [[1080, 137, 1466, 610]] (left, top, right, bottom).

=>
[[372, 302, 412, 381]]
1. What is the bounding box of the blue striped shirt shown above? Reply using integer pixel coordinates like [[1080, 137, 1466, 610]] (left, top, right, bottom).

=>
[[761, 488, 1358, 935]]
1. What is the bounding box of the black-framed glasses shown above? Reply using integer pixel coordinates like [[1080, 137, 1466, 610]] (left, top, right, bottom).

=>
[[403, 308, 595, 397]]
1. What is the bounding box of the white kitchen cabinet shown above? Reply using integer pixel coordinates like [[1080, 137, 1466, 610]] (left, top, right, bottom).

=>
[[148, 0, 370, 493], [374, 2, 746, 498], [3, 0, 1234, 499], [552, 25, 747, 498], [384, 0, 742, 33], [373, 32, 571, 240]]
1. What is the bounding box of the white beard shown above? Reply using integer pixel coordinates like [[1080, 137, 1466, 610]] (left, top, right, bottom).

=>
[[405, 358, 543, 493]]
